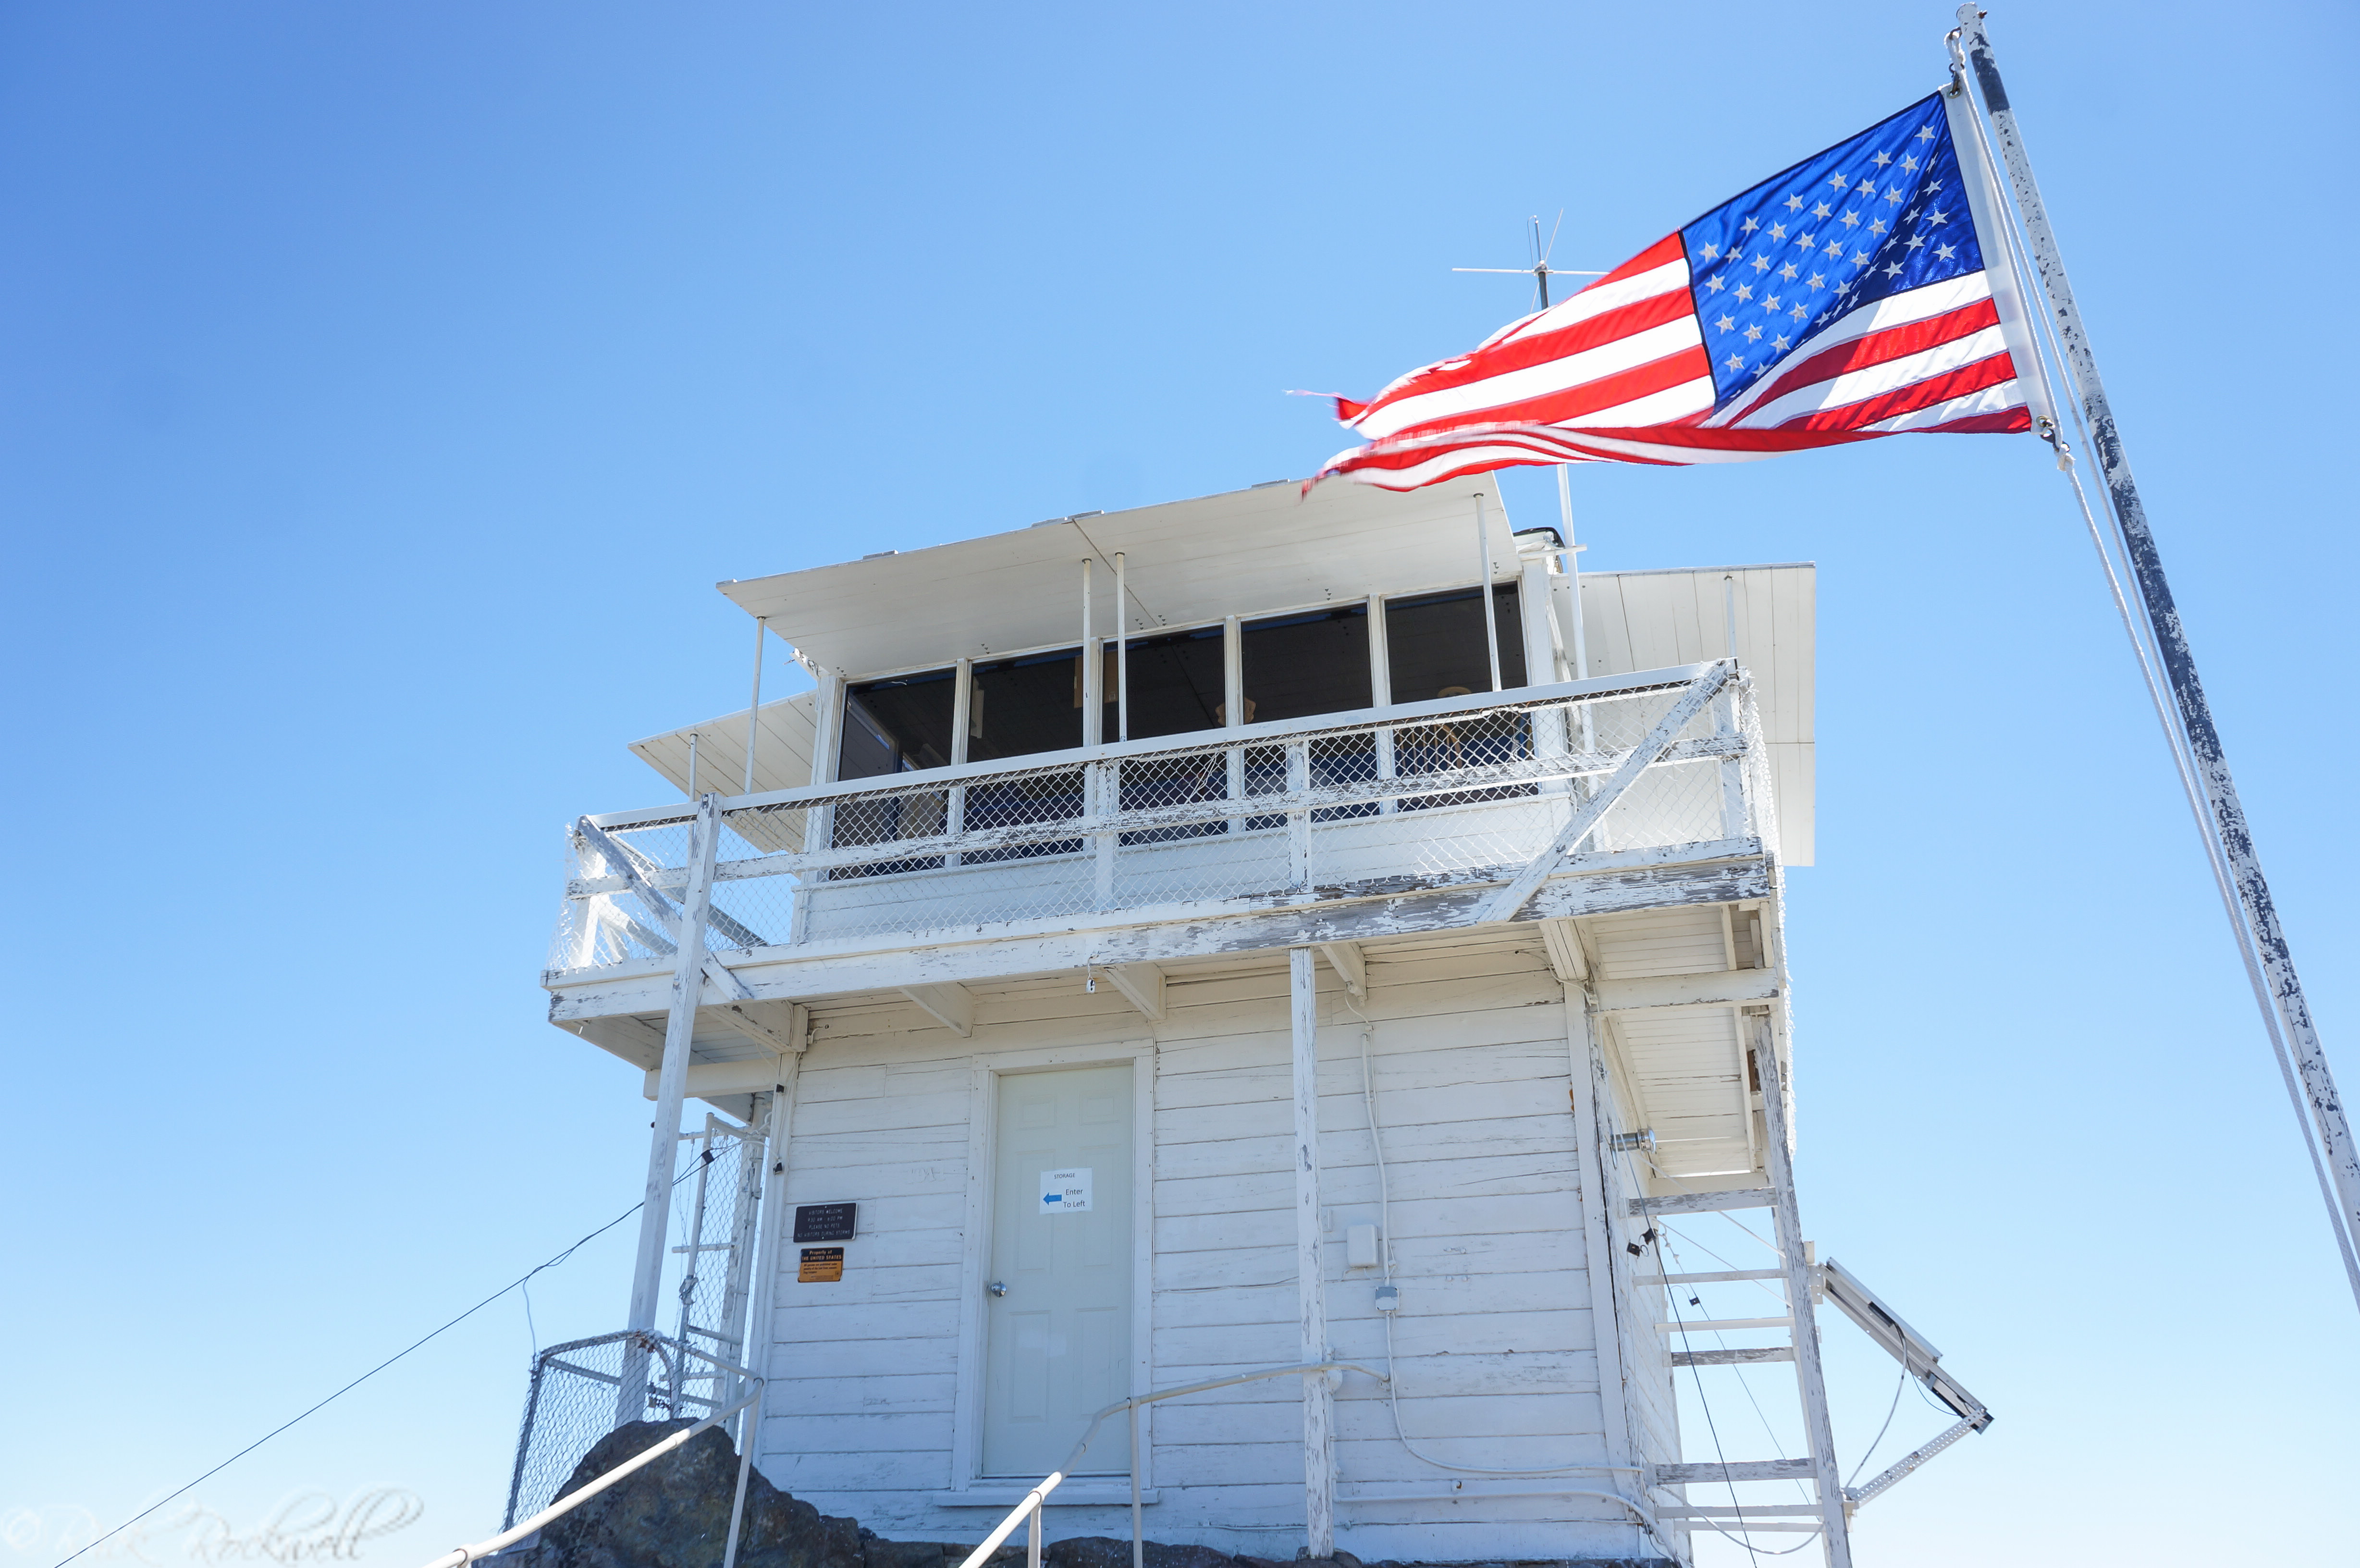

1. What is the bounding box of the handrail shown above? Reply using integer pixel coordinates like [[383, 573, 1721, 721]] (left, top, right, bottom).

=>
[[952, 1360, 1388, 1568], [440, 1336, 769, 1568], [569, 735, 1749, 897], [585, 663, 1721, 831]]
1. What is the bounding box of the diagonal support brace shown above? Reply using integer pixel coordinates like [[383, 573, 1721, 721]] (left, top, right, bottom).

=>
[[1844, 1414, 1981, 1509], [575, 815, 771, 952], [1475, 662, 1736, 924]]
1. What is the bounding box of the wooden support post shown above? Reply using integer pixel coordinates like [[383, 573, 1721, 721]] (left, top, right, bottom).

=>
[[1715, 588, 1747, 842], [1366, 597, 1397, 818], [792, 674, 844, 946], [1222, 616, 1245, 831], [743, 619, 767, 794], [1563, 989, 1641, 1557], [1517, 545, 1559, 693], [630, 791, 723, 1331], [1092, 760, 1117, 911], [1474, 492, 1502, 693], [1286, 742, 1311, 891], [1114, 551, 1129, 744], [947, 658, 972, 869], [621, 792, 723, 1421], [1521, 544, 1575, 832], [735, 1006, 805, 1452], [1750, 1015, 1852, 1568], [1288, 947, 1334, 1558]]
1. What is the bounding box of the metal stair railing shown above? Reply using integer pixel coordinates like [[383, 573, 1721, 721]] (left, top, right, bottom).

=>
[[950, 1360, 1391, 1568]]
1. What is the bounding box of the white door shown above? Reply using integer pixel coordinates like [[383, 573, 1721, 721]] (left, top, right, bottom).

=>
[[983, 1062, 1134, 1478]]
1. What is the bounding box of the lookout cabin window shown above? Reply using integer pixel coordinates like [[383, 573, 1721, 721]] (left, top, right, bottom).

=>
[[839, 667, 958, 781], [1384, 585, 1524, 702], [1241, 605, 1372, 726], [957, 647, 1089, 863], [1122, 624, 1228, 740], [1385, 585, 1532, 805], [1236, 605, 1377, 824], [967, 647, 1086, 763]]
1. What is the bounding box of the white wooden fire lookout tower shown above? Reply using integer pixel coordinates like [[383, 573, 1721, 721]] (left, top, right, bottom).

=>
[[528, 477, 1989, 1567]]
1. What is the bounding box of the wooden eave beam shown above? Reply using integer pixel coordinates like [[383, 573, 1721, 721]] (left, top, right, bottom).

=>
[[641, 1058, 793, 1102], [1538, 919, 1589, 985], [713, 1001, 805, 1057], [1102, 961, 1166, 1022], [901, 982, 977, 1038], [1652, 1459, 1814, 1486], [1317, 942, 1366, 999], [1627, 1187, 1773, 1216], [547, 854, 1775, 1025], [1590, 969, 1780, 1014]]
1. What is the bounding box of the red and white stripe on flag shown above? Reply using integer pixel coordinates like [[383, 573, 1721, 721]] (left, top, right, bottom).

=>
[[1317, 95, 2039, 491]]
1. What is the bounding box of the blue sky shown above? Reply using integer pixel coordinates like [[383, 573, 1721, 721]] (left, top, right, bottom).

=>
[[3, 3, 2353, 1565]]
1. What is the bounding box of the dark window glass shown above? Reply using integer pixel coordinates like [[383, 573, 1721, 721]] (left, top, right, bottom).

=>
[[1241, 605, 1372, 725], [1383, 585, 1525, 704], [1242, 606, 1377, 826], [1109, 625, 1229, 843], [838, 668, 958, 781], [967, 647, 1086, 762], [959, 647, 1089, 861], [1120, 625, 1228, 741], [831, 669, 956, 876]]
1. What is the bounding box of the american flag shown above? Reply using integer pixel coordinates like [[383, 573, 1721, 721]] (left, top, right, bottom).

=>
[[1318, 94, 2033, 490]]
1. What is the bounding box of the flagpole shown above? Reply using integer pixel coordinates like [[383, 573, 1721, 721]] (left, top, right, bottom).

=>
[[1954, 5, 2360, 1294]]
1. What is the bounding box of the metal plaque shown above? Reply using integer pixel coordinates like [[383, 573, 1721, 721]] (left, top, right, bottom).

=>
[[798, 1246, 845, 1283], [794, 1202, 857, 1242]]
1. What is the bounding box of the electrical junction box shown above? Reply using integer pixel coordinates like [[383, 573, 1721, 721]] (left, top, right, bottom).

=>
[[1346, 1223, 1381, 1270]]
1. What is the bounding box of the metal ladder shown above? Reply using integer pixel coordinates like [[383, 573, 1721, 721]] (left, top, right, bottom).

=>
[[1630, 1019, 1993, 1565]]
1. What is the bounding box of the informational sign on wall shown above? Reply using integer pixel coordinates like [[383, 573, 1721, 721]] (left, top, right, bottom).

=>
[[798, 1247, 845, 1283], [794, 1202, 858, 1243], [1038, 1168, 1093, 1214]]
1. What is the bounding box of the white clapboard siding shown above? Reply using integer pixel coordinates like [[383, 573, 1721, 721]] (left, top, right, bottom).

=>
[[775, 1372, 958, 1416], [1584, 905, 1733, 980], [749, 933, 1659, 1562], [1577, 563, 1812, 865]]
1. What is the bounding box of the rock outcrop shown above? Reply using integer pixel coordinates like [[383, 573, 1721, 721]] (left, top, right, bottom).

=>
[[516, 1421, 1665, 1568]]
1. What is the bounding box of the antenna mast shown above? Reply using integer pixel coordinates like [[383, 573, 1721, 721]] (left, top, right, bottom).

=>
[[1453, 215, 1601, 663]]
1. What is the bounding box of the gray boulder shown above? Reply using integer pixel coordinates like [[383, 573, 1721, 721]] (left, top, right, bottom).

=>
[[537, 1420, 864, 1568]]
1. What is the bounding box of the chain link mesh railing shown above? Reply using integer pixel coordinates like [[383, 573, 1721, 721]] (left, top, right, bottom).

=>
[[665, 1118, 764, 1407], [501, 1329, 709, 1530], [503, 1113, 771, 1530], [550, 668, 1763, 972]]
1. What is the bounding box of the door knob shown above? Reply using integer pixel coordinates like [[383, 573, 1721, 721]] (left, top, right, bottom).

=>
[[987, 1280, 1008, 1298]]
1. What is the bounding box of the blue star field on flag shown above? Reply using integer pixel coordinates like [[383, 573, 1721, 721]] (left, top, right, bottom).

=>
[[1680, 94, 1982, 404]]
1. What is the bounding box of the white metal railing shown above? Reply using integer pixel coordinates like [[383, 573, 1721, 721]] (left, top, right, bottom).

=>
[[953, 1360, 1390, 1568], [549, 662, 1770, 973], [433, 1335, 766, 1568]]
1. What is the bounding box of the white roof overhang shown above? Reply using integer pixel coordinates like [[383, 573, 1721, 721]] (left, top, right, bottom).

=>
[[718, 475, 1512, 679]]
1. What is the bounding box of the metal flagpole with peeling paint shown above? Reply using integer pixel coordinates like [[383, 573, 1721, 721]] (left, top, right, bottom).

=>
[[1953, 5, 2360, 1304]]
